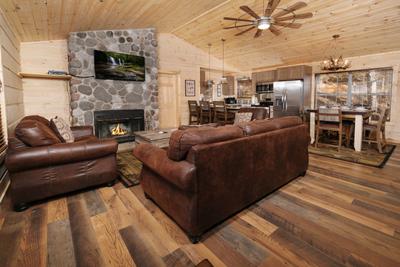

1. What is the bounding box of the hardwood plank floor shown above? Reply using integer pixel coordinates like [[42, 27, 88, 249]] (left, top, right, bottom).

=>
[[0, 150, 399, 267]]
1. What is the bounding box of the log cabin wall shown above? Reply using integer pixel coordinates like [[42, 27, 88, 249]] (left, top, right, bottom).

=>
[[0, 8, 23, 135], [20, 40, 70, 123]]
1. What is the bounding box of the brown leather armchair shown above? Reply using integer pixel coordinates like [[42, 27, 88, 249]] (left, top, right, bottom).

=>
[[6, 115, 118, 211]]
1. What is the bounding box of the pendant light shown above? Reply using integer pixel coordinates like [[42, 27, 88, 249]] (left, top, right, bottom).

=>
[[220, 38, 227, 84], [206, 43, 214, 87]]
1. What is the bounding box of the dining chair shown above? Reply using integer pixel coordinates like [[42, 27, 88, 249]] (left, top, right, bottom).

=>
[[213, 101, 235, 125], [188, 100, 200, 125], [199, 101, 212, 124], [363, 107, 388, 153], [315, 107, 343, 151]]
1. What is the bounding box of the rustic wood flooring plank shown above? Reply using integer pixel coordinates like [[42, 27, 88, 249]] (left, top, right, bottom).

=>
[[47, 198, 68, 224], [16, 206, 47, 267], [203, 230, 254, 267], [0, 211, 28, 266], [162, 248, 196, 267], [117, 188, 179, 256], [67, 195, 106, 267], [83, 190, 107, 217], [98, 187, 133, 230], [181, 244, 227, 267], [120, 225, 166, 267], [47, 219, 76, 267], [218, 223, 269, 266], [91, 212, 135, 267]]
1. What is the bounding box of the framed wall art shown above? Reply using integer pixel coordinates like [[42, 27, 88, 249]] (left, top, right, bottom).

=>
[[185, 80, 196, 97]]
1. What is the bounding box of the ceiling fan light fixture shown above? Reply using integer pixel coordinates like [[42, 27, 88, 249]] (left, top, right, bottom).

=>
[[257, 17, 270, 30]]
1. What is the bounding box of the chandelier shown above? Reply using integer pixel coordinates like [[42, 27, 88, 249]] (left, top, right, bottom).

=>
[[321, 34, 351, 71]]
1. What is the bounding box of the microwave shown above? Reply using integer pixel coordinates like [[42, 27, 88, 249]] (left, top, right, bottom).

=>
[[256, 83, 273, 93]]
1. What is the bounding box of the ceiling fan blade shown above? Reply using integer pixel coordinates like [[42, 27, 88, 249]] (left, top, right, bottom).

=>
[[254, 29, 263, 38], [273, 22, 302, 28], [224, 24, 255, 29], [274, 12, 313, 21], [273, 1, 307, 18], [235, 26, 256, 36], [223, 17, 254, 22], [265, 0, 281, 16], [240, 5, 260, 19], [269, 25, 282, 36]]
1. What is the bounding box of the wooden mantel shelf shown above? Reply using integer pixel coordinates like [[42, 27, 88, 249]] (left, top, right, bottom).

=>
[[18, 72, 72, 80]]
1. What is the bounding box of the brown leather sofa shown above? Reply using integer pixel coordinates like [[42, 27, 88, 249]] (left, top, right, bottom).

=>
[[6, 115, 118, 211], [134, 116, 309, 243]]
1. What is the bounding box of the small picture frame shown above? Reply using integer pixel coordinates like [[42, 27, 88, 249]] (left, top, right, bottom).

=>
[[216, 84, 222, 97], [185, 80, 196, 97]]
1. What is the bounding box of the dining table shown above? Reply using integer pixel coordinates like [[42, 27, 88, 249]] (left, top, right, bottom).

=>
[[307, 108, 373, 152]]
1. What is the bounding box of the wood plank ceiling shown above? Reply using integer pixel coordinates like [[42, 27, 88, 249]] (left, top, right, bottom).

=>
[[1, 0, 400, 71]]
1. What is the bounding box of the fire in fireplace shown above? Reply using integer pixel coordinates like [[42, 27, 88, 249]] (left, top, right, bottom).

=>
[[94, 109, 144, 143], [111, 124, 128, 136]]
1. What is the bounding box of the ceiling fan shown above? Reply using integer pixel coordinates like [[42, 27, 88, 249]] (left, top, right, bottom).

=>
[[223, 0, 313, 38]]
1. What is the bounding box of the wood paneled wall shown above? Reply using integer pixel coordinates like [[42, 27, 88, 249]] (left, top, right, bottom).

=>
[[158, 33, 239, 124], [20, 40, 70, 123], [0, 9, 23, 135]]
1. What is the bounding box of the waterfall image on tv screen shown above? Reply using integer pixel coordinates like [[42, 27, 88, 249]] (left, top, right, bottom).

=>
[[94, 50, 145, 81]]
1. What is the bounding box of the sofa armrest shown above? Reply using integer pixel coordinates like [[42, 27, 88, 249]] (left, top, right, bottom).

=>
[[133, 143, 196, 192], [6, 138, 118, 172], [71, 126, 94, 139]]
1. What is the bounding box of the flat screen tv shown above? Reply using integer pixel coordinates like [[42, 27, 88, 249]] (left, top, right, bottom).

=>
[[94, 50, 145, 81]]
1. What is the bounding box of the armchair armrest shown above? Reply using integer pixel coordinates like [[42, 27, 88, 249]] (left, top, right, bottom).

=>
[[71, 126, 94, 139], [133, 144, 196, 192], [6, 138, 118, 172]]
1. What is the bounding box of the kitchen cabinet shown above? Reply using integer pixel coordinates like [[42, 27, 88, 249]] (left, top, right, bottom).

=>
[[276, 65, 312, 81], [252, 70, 276, 92], [222, 76, 234, 95]]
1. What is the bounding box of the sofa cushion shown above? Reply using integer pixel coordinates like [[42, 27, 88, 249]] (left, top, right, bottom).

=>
[[15, 119, 62, 147], [240, 116, 303, 136], [50, 116, 75, 143], [167, 125, 244, 161]]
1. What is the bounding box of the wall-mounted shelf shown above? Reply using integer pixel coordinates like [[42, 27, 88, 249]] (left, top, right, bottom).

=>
[[18, 72, 72, 80]]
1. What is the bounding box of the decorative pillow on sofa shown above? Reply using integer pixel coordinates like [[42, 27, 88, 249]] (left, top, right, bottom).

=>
[[15, 120, 62, 147], [50, 117, 75, 143], [234, 112, 253, 125]]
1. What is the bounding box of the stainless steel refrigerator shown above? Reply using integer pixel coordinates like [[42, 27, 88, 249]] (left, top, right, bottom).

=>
[[273, 80, 309, 118]]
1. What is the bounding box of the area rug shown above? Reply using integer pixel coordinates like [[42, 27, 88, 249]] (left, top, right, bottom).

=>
[[117, 151, 142, 187], [309, 144, 396, 168]]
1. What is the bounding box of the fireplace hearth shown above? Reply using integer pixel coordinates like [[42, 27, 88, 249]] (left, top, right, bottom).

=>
[[94, 110, 144, 143]]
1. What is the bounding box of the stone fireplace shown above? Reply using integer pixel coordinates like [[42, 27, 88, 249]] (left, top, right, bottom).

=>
[[94, 109, 144, 143], [67, 28, 159, 130]]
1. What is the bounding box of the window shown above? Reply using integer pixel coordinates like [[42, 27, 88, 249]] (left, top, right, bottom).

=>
[[315, 68, 393, 118]]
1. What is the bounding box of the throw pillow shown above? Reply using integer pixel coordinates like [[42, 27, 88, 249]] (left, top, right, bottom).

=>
[[234, 112, 253, 125], [50, 117, 75, 143], [15, 120, 62, 147]]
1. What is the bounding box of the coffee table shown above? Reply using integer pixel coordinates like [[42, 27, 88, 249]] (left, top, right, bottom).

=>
[[134, 128, 176, 148]]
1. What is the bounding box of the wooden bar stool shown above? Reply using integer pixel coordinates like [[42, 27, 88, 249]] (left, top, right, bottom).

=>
[[213, 101, 235, 125], [199, 101, 212, 124], [188, 100, 200, 125]]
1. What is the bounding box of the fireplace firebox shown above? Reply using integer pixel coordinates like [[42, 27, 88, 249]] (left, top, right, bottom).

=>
[[94, 109, 144, 143]]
